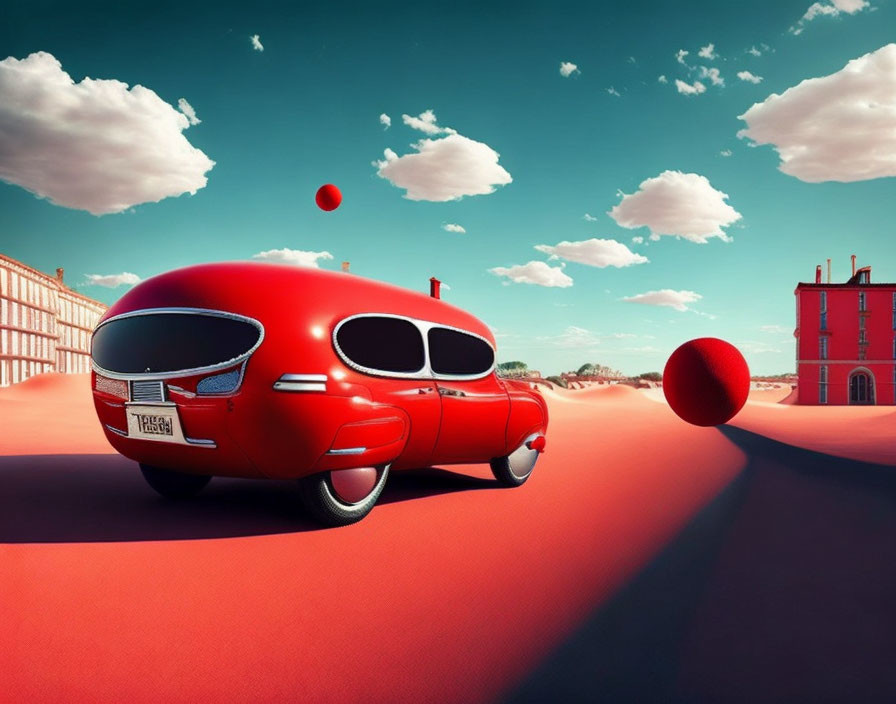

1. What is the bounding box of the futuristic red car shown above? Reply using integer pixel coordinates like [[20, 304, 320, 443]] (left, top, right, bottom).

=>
[[90, 262, 548, 526]]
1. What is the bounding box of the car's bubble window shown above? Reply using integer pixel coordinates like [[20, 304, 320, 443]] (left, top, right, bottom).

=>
[[428, 327, 494, 376], [335, 316, 425, 374], [92, 312, 261, 374]]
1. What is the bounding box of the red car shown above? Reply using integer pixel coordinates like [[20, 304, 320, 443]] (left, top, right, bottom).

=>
[[90, 262, 548, 526]]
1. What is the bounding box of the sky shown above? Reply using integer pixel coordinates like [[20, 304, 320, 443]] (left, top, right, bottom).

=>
[[1, 0, 895, 376]]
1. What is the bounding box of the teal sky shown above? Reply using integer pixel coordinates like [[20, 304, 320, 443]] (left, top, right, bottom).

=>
[[2, 0, 895, 375]]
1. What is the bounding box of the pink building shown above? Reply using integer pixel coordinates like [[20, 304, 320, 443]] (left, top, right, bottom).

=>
[[795, 255, 895, 405]]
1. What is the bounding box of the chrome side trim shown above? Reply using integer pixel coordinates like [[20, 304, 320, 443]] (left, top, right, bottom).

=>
[[273, 374, 328, 392], [332, 313, 497, 382], [91, 307, 265, 381], [326, 447, 367, 455], [104, 424, 128, 437], [273, 382, 327, 392]]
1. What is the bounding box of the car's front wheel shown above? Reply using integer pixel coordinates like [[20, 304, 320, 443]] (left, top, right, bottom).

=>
[[490, 434, 544, 487], [298, 465, 390, 527], [139, 463, 212, 498]]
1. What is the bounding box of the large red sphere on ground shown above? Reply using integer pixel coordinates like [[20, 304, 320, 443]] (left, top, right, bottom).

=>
[[663, 337, 750, 427], [315, 184, 342, 211]]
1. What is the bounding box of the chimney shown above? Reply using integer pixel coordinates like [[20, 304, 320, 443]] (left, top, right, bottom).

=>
[[341, 261, 350, 273], [55, 267, 64, 284], [827, 258, 831, 284], [851, 254, 856, 277], [429, 277, 441, 299], [815, 265, 822, 284]]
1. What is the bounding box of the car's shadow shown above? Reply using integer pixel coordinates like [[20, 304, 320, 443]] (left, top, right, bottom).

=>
[[0, 454, 498, 543]]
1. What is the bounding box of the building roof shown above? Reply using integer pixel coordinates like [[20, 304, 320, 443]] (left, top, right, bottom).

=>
[[795, 283, 896, 290], [0, 252, 107, 308]]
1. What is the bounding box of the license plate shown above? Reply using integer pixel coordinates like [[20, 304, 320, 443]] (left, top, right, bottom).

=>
[[126, 404, 188, 444], [136, 414, 173, 436]]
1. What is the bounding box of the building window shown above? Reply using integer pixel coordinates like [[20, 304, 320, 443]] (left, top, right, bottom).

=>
[[859, 291, 867, 312], [859, 330, 868, 345], [820, 311, 827, 330], [820, 291, 827, 312], [819, 365, 828, 404], [819, 336, 828, 360]]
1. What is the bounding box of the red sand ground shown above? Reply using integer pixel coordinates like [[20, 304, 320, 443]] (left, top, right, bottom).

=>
[[0, 375, 891, 702]]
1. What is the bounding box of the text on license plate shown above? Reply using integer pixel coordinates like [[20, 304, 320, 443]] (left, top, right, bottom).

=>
[[135, 414, 174, 436]]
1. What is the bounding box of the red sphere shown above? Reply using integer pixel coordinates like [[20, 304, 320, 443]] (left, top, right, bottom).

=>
[[662, 337, 750, 427], [315, 184, 342, 211]]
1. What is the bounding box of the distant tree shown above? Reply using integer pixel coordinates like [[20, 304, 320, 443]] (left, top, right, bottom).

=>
[[546, 375, 568, 389], [574, 362, 622, 378], [638, 371, 662, 382], [497, 361, 528, 377]]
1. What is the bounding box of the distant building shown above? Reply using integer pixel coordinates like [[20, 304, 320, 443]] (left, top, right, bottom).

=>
[[0, 254, 107, 387], [795, 255, 895, 405]]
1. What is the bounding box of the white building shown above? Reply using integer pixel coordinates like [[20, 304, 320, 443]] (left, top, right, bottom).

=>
[[0, 254, 107, 386]]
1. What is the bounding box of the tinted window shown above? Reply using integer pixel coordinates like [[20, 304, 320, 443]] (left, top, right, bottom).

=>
[[428, 327, 494, 376], [92, 312, 261, 374], [336, 317, 425, 374]]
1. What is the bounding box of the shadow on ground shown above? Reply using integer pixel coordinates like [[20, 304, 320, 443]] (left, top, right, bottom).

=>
[[506, 425, 896, 704], [0, 454, 496, 543]]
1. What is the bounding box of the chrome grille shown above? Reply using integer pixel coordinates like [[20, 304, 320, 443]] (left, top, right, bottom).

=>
[[130, 380, 166, 403]]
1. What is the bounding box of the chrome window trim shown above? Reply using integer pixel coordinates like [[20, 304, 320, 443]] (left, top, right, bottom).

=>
[[332, 313, 496, 382], [91, 307, 264, 381]]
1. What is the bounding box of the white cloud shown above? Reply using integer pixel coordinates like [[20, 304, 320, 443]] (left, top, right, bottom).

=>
[[489, 261, 573, 287], [738, 44, 896, 183], [608, 170, 742, 243], [698, 43, 718, 60], [748, 46, 763, 57], [622, 289, 702, 312], [252, 248, 334, 267], [560, 61, 579, 77], [676, 49, 689, 64], [699, 66, 724, 86], [675, 79, 706, 95], [177, 98, 201, 125], [0, 52, 215, 216], [737, 70, 763, 84], [791, 0, 869, 34], [658, 75, 668, 84], [720, 149, 733, 157], [379, 113, 391, 129], [538, 326, 600, 348], [374, 133, 512, 201], [401, 109, 456, 136], [583, 213, 598, 221], [737, 340, 782, 354], [443, 223, 466, 233], [85, 272, 141, 288], [632, 236, 644, 244], [607, 87, 621, 97], [250, 34, 264, 51], [760, 324, 790, 333], [534, 238, 648, 268]]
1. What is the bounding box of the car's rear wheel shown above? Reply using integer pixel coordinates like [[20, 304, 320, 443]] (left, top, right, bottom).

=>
[[298, 464, 390, 527], [139, 463, 212, 498], [490, 434, 543, 487]]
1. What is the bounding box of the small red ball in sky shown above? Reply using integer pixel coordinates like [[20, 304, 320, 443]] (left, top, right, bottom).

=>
[[315, 184, 342, 211], [663, 337, 750, 427]]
